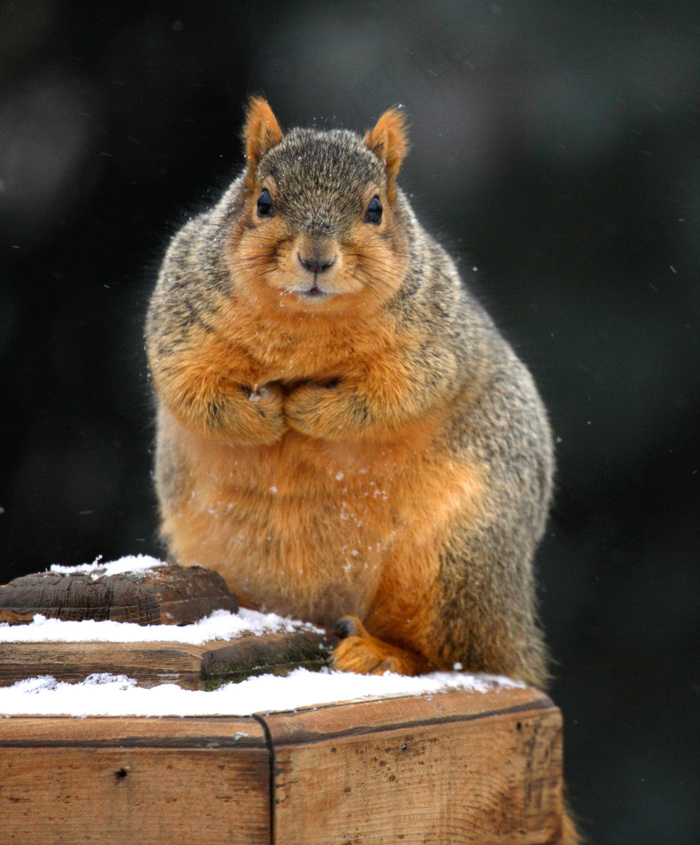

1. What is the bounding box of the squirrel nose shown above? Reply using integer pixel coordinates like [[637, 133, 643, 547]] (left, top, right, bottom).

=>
[[297, 252, 336, 275]]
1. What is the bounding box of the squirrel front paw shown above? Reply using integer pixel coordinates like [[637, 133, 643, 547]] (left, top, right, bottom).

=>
[[330, 616, 429, 676], [200, 381, 285, 445], [285, 381, 366, 440], [232, 382, 286, 444]]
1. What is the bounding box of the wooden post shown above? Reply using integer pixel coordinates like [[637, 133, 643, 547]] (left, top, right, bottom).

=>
[[0, 566, 565, 842], [266, 686, 563, 844], [0, 686, 563, 844]]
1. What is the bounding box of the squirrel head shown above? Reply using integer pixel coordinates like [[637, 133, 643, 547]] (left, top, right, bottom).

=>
[[227, 97, 411, 315]]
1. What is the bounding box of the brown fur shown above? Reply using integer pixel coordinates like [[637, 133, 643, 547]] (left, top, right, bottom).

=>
[[363, 107, 408, 203], [146, 99, 579, 842], [159, 403, 483, 631], [243, 96, 283, 190], [147, 98, 551, 677]]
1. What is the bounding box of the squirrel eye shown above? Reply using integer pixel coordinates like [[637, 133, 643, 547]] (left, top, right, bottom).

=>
[[364, 195, 382, 225], [257, 188, 275, 218]]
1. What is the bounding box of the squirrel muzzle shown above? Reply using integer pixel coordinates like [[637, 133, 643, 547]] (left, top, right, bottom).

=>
[[296, 236, 338, 277]]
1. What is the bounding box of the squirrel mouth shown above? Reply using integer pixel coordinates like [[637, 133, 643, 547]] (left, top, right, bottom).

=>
[[299, 284, 330, 299]]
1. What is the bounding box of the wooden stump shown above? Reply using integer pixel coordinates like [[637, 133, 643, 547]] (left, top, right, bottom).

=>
[[0, 563, 238, 625], [0, 685, 564, 845]]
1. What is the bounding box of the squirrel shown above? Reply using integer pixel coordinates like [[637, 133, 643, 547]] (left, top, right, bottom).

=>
[[146, 100, 581, 842], [146, 97, 554, 688]]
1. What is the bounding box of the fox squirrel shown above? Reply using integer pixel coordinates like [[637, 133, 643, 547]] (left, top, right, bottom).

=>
[[147, 100, 579, 841], [146, 98, 554, 687]]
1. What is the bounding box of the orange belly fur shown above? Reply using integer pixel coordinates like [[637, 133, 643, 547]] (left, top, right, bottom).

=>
[[161, 407, 484, 634]]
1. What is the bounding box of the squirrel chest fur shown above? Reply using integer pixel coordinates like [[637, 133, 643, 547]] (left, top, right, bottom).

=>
[[146, 98, 554, 686]]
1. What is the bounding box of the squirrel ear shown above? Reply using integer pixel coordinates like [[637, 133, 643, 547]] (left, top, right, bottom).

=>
[[243, 97, 283, 188], [364, 107, 409, 202]]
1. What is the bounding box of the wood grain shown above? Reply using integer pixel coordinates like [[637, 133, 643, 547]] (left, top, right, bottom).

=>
[[0, 685, 565, 844], [264, 687, 563, 844], [0, 714, 264, 747], [0, 564, 239, 625], [200, 630, 335, 687], [0, 641, 208, 689], [0, 716, 270, 845], [0, 631, 334, 689]]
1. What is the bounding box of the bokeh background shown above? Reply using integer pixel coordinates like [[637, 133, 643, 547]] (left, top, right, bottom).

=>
[[1, 1, 698, 841]]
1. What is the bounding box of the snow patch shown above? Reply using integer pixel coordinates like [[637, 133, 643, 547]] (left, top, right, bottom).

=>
[[49, 554, 165, 580], [0, 669, 524, 717], [0, 608, 321, 644]]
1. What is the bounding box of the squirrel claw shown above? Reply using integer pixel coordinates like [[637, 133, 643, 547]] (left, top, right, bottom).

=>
[[332, 616, 361, 639]]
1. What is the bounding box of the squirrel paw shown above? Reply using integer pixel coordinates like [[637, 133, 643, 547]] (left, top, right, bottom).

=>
[[330, 616, 429, 676], [285, 381, 361, 440], [233, 382, 286, 444]]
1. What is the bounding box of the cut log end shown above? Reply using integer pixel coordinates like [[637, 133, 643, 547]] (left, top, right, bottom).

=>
[[0, 563, 239, 627]]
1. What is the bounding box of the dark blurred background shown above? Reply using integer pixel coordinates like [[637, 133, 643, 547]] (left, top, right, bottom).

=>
[[0, 1, 697, 841]]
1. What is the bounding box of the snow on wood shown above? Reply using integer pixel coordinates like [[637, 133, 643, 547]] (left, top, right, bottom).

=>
[[0, 667, 525, 717], [0, 554, 525, 718]]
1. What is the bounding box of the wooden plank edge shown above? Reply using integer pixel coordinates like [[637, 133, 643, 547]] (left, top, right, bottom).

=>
[[259, 685, 556, 746], [0, 631, 335, 690], [0, 715, 268, 749]]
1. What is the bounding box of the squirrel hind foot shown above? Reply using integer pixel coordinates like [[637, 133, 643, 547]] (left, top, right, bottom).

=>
[[331, 615, 430, 676]]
